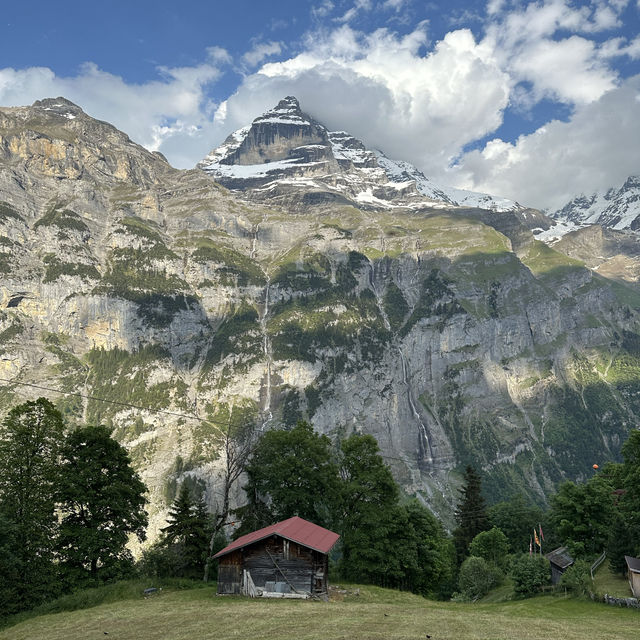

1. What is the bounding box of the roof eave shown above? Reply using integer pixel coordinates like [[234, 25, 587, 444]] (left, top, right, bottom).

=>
[[213, 531, 340, 559]]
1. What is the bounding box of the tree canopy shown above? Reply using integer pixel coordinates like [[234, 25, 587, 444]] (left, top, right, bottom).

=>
[[453, 465, 489, 563], [236, 421, 340, 532], [0, 398, 65, 609], [56, 424, 148, 586]]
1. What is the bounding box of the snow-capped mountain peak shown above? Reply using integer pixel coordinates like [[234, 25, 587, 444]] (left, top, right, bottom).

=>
[[197, 96, 524, 213], [552, 176, 640, 231]]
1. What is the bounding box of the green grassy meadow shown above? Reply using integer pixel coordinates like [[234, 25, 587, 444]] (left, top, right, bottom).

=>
[[2, 583, 638, 640]]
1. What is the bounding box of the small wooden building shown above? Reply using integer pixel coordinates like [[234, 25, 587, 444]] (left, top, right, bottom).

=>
[[545, 547, 574, 585], [214, 516, 339, 599], [625, 555, 640, 597]]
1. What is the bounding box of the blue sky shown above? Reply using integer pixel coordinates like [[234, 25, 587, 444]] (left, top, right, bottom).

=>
[[1, 0, 639, 209]]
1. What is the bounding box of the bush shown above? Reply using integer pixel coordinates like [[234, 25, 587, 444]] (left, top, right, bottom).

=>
[[137, 544, 193, 579], [511, 554, 550, 597], [559, 559, 591, 597], [469, 527, 510, 571], [457, 556, 501, 601]]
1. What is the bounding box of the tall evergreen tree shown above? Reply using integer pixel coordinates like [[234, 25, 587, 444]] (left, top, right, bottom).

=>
[[0, 398, 64, 608], [453, 465, 489, 563], [162, 485, 197, 545], [56, 425, 148, 586], [161, 485, 211, 578]]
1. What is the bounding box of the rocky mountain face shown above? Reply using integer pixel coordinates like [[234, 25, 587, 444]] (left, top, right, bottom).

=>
[[198, 97, 528, 214], [2, 96, 640, 540], [552, 175, 640, 231]]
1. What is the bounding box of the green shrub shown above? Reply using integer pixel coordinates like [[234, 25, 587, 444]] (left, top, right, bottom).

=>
[[469, 527, 510, 571], [510, 554, 550, 597], [457, 556, 501, 601], [559, 559, 591, 597]]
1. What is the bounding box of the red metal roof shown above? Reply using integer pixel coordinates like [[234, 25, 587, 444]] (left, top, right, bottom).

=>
[[213, 516, 340, 559]]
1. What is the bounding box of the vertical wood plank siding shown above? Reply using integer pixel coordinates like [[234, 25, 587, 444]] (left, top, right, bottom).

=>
[[217, 535, 330, 595]]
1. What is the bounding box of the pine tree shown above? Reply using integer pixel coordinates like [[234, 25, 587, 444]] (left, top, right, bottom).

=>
[[162, 485, 196, 545], [453, 465, 489, 563], [161, 486, 211, 578]]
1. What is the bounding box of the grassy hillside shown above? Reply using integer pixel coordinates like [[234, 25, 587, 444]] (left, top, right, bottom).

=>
[[2, 583, 638, 640]]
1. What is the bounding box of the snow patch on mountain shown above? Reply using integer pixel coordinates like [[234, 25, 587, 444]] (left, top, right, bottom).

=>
[[375, 152, 522, 212], [533, 219, 587, 244], [199, 126, 250, 169], [552, 176, 640, 231], [198, 96, 526, 213], [252, 96, 313, 126]]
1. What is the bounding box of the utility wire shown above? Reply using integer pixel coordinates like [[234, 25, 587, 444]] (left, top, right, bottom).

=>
[[0, 376, 236, 429]]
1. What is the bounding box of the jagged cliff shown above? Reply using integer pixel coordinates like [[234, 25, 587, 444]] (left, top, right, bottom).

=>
[[2, 96, 640, 539]]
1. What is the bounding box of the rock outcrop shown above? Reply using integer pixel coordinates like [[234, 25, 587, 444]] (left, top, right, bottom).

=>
[[2, 96, 640, 541]]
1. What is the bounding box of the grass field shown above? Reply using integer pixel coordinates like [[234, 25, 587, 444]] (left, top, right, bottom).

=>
[[593, 564, 633, 598], [1, 583, 638, 640]]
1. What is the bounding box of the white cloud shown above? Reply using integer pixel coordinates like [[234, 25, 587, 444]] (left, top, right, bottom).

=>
[[486, 0, 506, 15], [0, 52, 230, 169], [454, 75, 640, 210], [383, 0, 409, 10], [312, 0, 335, 19], [217, 25, 510, 174], [599, 35, 640, 59], [241, 41, 283, 68], [510, 35, 617, 103], [483, 1, 623, 106], [336, 0, 373, 23]]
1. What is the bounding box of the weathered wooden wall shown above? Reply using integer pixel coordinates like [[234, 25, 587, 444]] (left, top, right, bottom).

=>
[[217, 535, 331, 596], [244, 536, 313, 593], [217, 550, 242, 594]]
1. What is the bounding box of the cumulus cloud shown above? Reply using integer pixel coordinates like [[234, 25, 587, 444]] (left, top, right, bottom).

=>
[[216, 24, 510, 174], [483, 0, 625, 106], [0, 51, 231, 169], [0, 0, 636, 211], [454, 75, 640, 210]]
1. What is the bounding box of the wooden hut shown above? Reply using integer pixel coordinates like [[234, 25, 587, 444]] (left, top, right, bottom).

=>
[[625, 555, 640, 597], [214, 516, 339, 599], [545, 547, 574, 585]]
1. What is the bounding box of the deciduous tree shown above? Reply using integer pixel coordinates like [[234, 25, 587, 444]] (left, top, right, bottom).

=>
[[0, 398, 64, 608], [236, 421, 339, 533], [469, 526, 510, 571], [56, 424, 148, 586]]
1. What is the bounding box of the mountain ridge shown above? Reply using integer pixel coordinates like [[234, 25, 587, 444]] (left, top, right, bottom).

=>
[[198, 96, 525, 214], [2, 95, 640, 540]]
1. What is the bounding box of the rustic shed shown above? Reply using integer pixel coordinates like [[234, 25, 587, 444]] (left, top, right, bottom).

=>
[[545, 547, 574, 584], [214, 516, 340, 599], [625, 555, 640, 597]]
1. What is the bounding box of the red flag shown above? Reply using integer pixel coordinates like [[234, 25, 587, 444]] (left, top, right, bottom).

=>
[[539, 524, 544, 542], [534, 529, 540, 547]]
